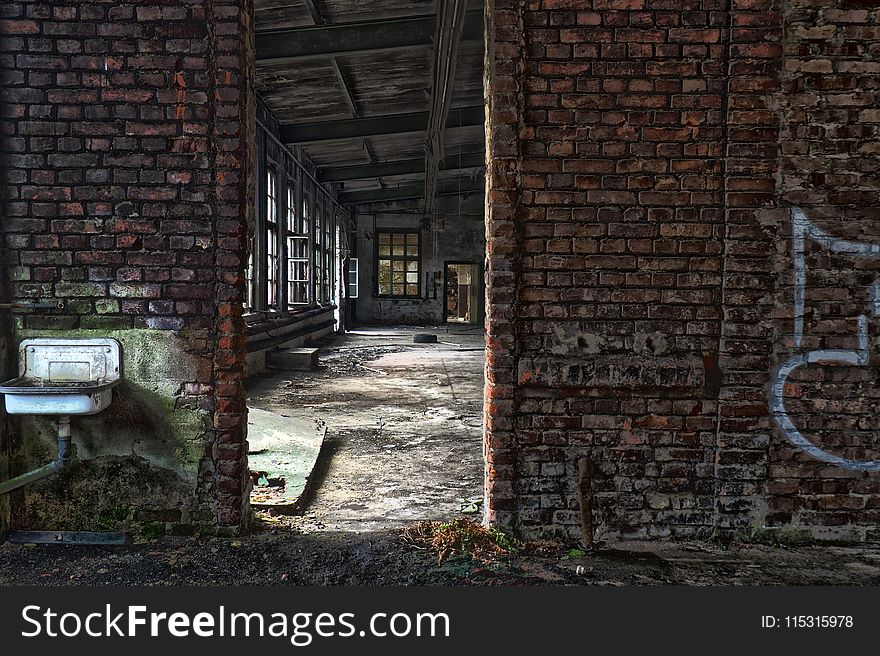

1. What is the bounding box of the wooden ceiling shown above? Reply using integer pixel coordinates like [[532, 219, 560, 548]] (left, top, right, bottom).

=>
[[253, 0, 486, 204]]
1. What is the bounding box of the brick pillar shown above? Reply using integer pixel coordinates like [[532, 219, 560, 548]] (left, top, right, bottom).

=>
[[485, 0, 729, 539], [715, 0, 782, 533], [484, 0, 525, 531], [208, 0, 254, 531]]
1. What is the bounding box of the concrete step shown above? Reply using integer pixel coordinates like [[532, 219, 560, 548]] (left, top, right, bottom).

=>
[[267, 347, 319, 371]]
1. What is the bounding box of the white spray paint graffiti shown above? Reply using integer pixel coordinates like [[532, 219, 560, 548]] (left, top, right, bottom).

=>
[[769, 208, 880, 472]]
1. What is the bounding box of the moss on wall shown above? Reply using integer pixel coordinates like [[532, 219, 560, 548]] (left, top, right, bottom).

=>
[[7, 328, 218, 533]]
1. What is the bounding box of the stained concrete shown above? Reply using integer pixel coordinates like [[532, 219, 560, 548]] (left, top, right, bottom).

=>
[[246, 325, 485, 532], [246, 407, 326, 510]]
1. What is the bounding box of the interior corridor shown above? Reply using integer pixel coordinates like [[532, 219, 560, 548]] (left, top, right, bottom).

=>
[[247, 326, 485, 532]]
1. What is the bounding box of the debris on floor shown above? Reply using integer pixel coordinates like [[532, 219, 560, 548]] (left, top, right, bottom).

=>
[[246, 326, 485, 532]]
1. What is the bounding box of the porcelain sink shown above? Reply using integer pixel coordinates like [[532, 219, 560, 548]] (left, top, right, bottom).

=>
[[0, 338, 121, 415]]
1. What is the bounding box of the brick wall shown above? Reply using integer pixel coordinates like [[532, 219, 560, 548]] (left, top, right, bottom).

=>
[[766, 0, 880, 540], [0, 0, 253, 535], [486, 0, 880, 541]]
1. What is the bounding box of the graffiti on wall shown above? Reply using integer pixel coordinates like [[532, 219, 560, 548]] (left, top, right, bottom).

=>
[[769, 208, 880, 472]]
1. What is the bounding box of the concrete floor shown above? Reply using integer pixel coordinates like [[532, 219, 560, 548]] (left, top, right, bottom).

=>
[[246, 325, 486, 532]]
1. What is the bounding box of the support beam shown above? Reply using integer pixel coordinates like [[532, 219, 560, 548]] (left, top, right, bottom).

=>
[[280, 106, 483, 144], [302, 0, 323, 26], [338, 178, 484, 205], [256, 12, 484, 63], [331, 58, 359, 119], [320, 152, 485, 182], [424, 0, 469, 216]]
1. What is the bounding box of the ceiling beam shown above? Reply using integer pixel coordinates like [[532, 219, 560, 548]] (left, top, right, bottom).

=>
[[424, 0, 469, 216], [300, 2, 361, 120], [331, 58, 359, 119], [280, 105, 483, 143], [255, 12, 484, 63], [338, 178, 484, 205], [302, 0, 323, 26], [320, 152, 485, 182]]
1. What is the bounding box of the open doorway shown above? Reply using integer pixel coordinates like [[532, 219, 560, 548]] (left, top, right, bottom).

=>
[[245, 0, 487, 531], [444, 262, 480, 324]]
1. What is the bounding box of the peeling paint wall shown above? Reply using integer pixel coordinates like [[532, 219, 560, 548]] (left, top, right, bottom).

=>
[[352, 194, 486, 326]]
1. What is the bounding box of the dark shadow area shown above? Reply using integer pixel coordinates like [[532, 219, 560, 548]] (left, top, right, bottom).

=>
[[2, 522, 879, 586]]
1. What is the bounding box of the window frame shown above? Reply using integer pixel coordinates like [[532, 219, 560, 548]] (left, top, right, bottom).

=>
[[248, 122, 350, 316], [348, 257, 359, 299], [286, 176, 310, 307], [265, 165, 280, 309], [375, 229, 421, 299]]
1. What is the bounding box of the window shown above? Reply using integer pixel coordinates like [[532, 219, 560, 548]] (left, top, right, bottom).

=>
[[377, 231, 420, 297], [323, 207, 333, 303], [245, 236, 255, 310], [287, 185, 309, 305], [313, 191, 323, 304], [348, 258, 359, 299], [248, 124, 349, 314], [266, 169, 279, 308]]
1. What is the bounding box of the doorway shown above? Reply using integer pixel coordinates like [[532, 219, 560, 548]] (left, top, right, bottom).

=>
[[444, 262, 479, 324]]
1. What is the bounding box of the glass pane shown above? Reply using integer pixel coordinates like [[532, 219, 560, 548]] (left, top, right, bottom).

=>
[[378, 244, 391, 256], [406, 272, 418, 284], [379, 281, 391, 295], [406, 284, 418, 296], [378, 260, 391, 283], [406, 261, 418, 272], [379, 232, 391, 245], [392, 272, 404, 284], [393, 283, 404, 296], [407, 243, 419, 256], [392, 260, 404, 272], [287, 188, 296, 231]]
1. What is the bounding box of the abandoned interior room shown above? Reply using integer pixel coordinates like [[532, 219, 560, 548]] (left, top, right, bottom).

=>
[[2, 0, 880, 585]]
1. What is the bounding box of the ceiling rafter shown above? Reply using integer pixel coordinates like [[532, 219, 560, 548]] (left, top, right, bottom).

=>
[[280, 105, 483, 144], [320, 152, 485, 182], [338, 178, 483, 206], [255, 12, 484, 63]]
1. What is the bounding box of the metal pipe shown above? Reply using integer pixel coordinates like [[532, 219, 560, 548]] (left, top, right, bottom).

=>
[[0, 416, 72, 495]]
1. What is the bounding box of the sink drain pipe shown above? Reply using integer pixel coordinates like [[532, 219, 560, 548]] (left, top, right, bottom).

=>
[[0, 416, 72, 495]]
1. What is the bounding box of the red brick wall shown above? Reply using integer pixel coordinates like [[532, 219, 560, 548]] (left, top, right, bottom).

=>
[[486, 0, 880, 541], [0, 0, 253, 534], [766, 0, 880, 540]]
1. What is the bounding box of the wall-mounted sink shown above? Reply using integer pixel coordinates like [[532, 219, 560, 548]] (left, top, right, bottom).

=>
[[0, 338, 121, 415]]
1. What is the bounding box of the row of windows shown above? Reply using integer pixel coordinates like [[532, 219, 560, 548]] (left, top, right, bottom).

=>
[[246, 155, 343, 313]]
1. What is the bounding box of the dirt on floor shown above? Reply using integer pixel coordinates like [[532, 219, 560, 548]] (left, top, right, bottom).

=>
[[2, 326, 880, 586], [2, 514, 880, 586], [246, 326, 486, 531]]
